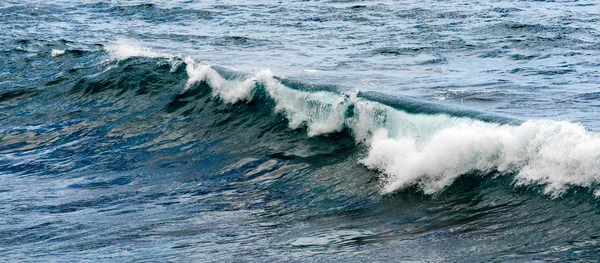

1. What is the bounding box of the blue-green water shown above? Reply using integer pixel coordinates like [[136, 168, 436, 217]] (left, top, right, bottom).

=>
[[2, 1, 600, 262]]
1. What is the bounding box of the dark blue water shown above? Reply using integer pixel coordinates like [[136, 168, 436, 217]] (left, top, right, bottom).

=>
[[3, 1, 600, 262]]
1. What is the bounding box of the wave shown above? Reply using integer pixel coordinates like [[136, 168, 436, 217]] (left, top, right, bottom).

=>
[[101, 42, 600, 197], [104, 39, 174, 60], [51, 49, 65, 57]]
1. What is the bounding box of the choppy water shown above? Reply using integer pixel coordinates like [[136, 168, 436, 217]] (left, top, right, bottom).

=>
[[2, 1, 600, 262]]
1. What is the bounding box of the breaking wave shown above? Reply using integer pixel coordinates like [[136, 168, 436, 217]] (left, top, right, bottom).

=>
[[104, 42, 600, 197]]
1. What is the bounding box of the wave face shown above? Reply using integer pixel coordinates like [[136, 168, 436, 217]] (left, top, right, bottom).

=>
[[162, 43, 600, 197], [4, 0, 600, 260]]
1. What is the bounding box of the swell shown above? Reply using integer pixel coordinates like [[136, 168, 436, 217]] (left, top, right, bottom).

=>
[[57, 43, 600, 198], [178, 59, 600, 197]]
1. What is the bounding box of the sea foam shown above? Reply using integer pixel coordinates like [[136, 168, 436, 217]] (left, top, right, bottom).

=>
[[51, 49, 65, 57], [362, 115, 600, 196], [104, 40, 172, 60]]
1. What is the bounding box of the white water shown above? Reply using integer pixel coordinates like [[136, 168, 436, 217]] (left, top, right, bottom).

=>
[[104, 40, 173, 60], [363, 118, 600, 196], [184, 58, 256, 103], [51, 49, 65, 57]]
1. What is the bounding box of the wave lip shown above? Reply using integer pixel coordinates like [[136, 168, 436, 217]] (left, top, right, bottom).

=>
[[185, 60, 351, 137], [184, 57, 256, 104]]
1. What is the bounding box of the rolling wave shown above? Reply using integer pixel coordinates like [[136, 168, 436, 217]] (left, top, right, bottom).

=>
[[98, 42, 600, 197]]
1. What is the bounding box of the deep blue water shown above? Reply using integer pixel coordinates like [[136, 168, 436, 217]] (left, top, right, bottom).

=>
[[3, 1, 600, 262]]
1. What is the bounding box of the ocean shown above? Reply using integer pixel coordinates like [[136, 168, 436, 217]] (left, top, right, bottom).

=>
[[2, 0, 600, 261]]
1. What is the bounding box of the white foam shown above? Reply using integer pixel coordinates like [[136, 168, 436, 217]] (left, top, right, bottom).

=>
[[104, 40, 172, 60], [50, 49, 65, 57], [256, 69, 348, 137], [184, 58, 255, 103], [363, 116, 600, 196], [184, 62, 349, 136]]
